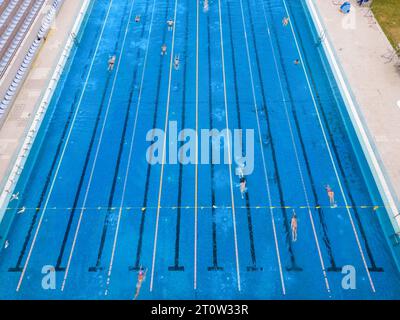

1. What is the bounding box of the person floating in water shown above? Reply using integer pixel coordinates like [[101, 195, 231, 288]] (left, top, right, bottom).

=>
[[161, 44, 167, 55], [294, 59, 300, 65], [282, 16, 290, 26], [4, 240, 9, 249], [203, 0, 209, 12], [134, 267, 148, 300], [291, 210, 298, 242], [325, 185, 337, 208], [239, 177, 247, 199], [108, 55, 116, 71], [135, 15, 141, 23], [174, 55, 180, 70], [167, 19, 174, 31], [10, 192, 19, 202]]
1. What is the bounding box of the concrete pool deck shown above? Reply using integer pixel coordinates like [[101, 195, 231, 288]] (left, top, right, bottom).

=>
[[310, 0, 400, 229], [0, 0, 87, 215]]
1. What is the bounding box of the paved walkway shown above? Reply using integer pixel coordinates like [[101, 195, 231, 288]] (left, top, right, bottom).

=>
[[0, 0, 85, 189], [1, 0, 399, 217], [314, 0, 400, 215]]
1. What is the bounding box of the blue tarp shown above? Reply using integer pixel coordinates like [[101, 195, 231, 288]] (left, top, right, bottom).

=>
[[341, 1, 351, 13]]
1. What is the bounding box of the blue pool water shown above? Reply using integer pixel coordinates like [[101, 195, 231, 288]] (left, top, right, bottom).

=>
[[0, 0, 400, 299]]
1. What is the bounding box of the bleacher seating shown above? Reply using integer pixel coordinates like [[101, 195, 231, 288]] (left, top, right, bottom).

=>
[[0, 0, 63, 119], [0, 0, 46, 77]]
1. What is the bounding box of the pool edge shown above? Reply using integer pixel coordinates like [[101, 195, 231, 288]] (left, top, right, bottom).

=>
[[0, 0, 92, 247], [305, 0, 400, 270]]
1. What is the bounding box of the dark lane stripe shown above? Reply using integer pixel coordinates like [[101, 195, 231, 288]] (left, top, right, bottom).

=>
[[169, 0, 189, 272], [9, 4, 107, 272], [129, 0, 171, 271], [261, 0, 337, 271], [55, 1, 131, 271], [245, 0, 301, 271], [226, 2, 259, 271], [89, 0, 151, 272], [207, 12, 223, 272], [285, 0, 381, 272]]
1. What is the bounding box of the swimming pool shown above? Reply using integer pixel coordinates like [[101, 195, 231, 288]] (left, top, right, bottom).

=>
[[0, 0, 400, 299]]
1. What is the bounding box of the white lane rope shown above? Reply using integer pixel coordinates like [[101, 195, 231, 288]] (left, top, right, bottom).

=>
[[16, 0, 115, 292], [259, 0, 331, 293], [281, 0, 375, 292], [238, 0, 286, 295], [217, 0, 241, 291], [60, 0, 137, 291], [103, 0, 157, 296], [149, 0, 179, 292], [194, 0, 199, 290]]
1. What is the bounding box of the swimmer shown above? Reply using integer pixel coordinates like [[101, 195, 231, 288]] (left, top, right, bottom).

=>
[[291, 210, 298, 242], [174, 55, 180, 70], [239, 178, 247, 199], [4, 240, 9, 249], [236, 163, 245, 179], [10, 192, 19, 202], [134, 267, 148, 300], [167, 19, 174, 31], [135, 15, 141, 23], [161, 44, 167, 55], [282, 17, 289, 26], [294, 59, 300, 65], [17, 206, 26, 214], [203, 0, 209, 12], [108, 55, 116, 71], [325, 185, 337, 208]]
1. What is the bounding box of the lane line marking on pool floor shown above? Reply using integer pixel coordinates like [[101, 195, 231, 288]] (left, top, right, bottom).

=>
[[60, 0, 137, 292], [238, 0, 286, 295], [306, 0, 399, 233], [103, 0, 157, 297], [217, 0, 241, 292], [280, 0, 375, 292], [194, 0, 199, 291], [259, 0, 331, 293], [149, 0, 179, 292], [16, 0, 116, 292], [9, 0, 379, 296]]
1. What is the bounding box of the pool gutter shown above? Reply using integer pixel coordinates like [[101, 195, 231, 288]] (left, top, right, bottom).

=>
[[305, 0, 400, 266], [0, 0, 92, 238]]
